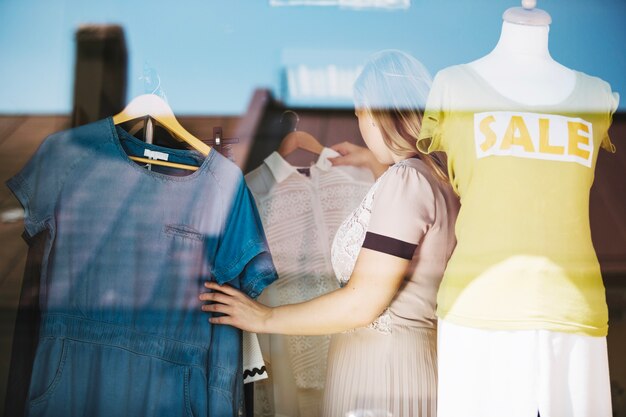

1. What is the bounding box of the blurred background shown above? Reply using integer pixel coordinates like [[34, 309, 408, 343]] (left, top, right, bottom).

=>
[[0, 0, 625, 415], [0, 0, 624, 114]]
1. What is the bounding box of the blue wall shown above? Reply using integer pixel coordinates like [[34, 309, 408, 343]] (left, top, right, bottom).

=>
[[0, 0, 624, 114]]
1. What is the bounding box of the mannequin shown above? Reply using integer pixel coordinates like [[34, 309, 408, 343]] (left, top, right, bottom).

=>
[[416, 1, 618, 417], [468, 2, 576, 105]]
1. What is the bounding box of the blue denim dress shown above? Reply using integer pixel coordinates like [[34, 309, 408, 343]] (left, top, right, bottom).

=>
[[6, 118, 278, 417]]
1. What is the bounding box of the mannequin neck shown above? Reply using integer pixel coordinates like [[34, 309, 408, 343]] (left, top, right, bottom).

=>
[[491, 21, 551, 60], [467, 20, 576, 106]]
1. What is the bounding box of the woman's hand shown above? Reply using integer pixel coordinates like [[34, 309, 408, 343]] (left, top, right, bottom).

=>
[[199, 282, 272, 333], [329, 142, 388, 179], [200, 249, 409, 336], [329, 142, 373, 168]]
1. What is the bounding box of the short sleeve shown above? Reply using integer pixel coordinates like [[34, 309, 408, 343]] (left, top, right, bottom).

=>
[[417, 71, 446, 154], [362, 164, 435, 260], [213, 177, 278, 299], [601, 90, 619, 153], [5, 135, 65, 238]]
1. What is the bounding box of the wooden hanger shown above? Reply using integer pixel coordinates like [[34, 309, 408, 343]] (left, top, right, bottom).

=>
[[113, 94, 211, 171], [277, 110, 323, 158]]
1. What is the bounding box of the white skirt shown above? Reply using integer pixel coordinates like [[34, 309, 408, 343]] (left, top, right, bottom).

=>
[[437, 319, 612, 417]]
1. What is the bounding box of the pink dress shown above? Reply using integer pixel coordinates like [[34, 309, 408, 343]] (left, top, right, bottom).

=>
[[323, 157, 459, 417]]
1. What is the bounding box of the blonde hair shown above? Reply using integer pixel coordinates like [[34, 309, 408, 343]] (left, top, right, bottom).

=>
[[353, 50, 448, 182]]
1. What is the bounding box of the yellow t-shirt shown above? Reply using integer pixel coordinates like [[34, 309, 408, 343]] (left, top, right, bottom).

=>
[[417, 64, 619, 337]]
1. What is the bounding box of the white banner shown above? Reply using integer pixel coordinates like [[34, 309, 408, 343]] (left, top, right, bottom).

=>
[[474, 111, 594, 168]]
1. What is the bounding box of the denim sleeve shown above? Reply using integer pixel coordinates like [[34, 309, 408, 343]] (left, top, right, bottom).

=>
[[5, 135, 64, 238], [213, 178, 277, 299]]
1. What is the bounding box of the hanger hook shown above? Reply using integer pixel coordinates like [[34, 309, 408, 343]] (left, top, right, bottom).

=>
[[151, 74, 162, 95], [280, 110, 300, 132]]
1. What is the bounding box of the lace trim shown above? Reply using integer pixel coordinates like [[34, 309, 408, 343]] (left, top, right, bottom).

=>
[[331, 186, 376, 286], [331, 168, 400, 335], [368, 309, 392, 334]]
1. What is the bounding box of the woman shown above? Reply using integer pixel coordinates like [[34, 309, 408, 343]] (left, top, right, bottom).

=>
[[200, 50, 459, 417]]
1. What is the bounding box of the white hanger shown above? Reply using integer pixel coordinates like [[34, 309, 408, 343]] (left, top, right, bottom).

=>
[[503, 0, 552, 26]]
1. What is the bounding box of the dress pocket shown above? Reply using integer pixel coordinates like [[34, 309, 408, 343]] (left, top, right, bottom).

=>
[[163, 224, 204, 242], [28, 338, 69, 406], [183, 368, 195, 417], [183, 366, 208, 417]]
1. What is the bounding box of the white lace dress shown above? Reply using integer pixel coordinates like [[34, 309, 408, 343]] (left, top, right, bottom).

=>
[[245, 149, 374, 417], [322, 158, 460, 417]]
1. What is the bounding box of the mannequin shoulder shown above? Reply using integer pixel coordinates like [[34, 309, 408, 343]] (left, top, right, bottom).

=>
[[572, 71, 619, 111], [576, 71, 615, 93], [431, 65, 467, 84]]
